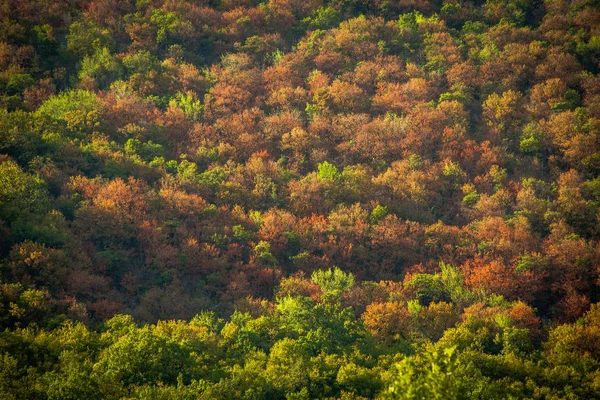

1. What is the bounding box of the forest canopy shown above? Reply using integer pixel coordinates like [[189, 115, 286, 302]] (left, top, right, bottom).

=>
[[1, 0, 600, 398]]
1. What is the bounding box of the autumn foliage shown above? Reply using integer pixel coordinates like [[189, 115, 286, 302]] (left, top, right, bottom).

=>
[[1, 0, 600, 397]]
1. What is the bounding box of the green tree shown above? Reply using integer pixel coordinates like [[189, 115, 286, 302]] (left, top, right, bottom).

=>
[[0, 160, 48, 222], [36, 90, 102, 136], [311, 267, 355, 298], [94, 327, 193, 386], [386, 346, 485, 400]]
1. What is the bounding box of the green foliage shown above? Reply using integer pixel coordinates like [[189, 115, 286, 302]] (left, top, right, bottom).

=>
[[0, 280, 599, 399], [266, 338, 311, 394], [0, 282, 51, 329], [124, 139, 164, 161], [4, 74, 35, 95], [79, 47, 123, 88], [169, 92, 203, 121], [439, 263, 475, 308], [439, 84, 471, 105], [149, 156, 179, 173], [370, 205, 389, 224], [302, 7, 343, 31], [0, 109, 43, 162], [0, 160, 48, 220], [36, 89, 101, 135], [514, 253, 548, 274], [311, 267, 355, 296], [386, 346, 484, 400], [520, 123, 542, 155], [404, 274, 449, 306], [462, 191, 480, 207], [442, 160, 465, 179], [95, 327, 192, 386], [67, 20, 112, 59], [317, 161, 341, 181], [232, 225, 254, 243], [150, 10, 191, 47], [253, 241, 277, 265], [337, 361, 382, 397], [198, 167, 226, 190], [122, 51, 160, 75]]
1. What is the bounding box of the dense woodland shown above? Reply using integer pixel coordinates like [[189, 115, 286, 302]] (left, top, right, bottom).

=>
[[1, 0, 600, 398]]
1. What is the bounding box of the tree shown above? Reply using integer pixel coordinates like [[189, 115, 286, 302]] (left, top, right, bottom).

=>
[[0, 159, 48, 221], [7, 241, 68, 292], [386, 346, 484, 400], [94, 325, 193, 386], [36, 90, 102, 137], [78, 47, 123, 89], [311, 267, 355, 298], [362, 301, 412, 343]]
